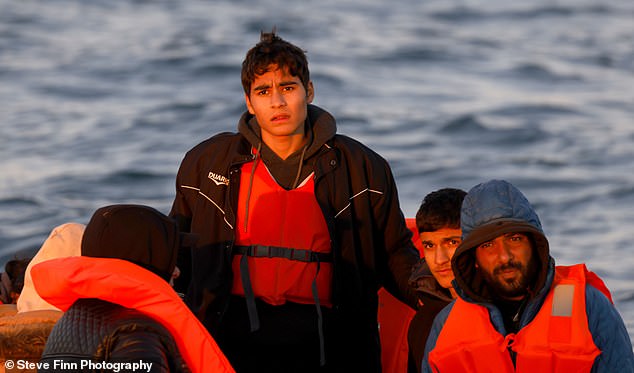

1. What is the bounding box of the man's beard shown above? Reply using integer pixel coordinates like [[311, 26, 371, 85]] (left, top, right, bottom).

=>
[[479, 257, 537, 299]]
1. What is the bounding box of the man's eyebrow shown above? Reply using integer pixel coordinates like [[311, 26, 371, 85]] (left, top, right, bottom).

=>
[[252, 83, 272, 91], [252, 80, 298, 92], [278, 80, 298, 87], [442, 236, 462, 241]]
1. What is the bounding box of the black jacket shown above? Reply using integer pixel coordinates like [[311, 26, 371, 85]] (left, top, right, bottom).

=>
[[170, 104, 419, 371], [39, 298, 188, 373]]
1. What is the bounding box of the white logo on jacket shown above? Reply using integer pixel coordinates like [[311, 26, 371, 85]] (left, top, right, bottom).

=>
[[208, 171, 229, 186]]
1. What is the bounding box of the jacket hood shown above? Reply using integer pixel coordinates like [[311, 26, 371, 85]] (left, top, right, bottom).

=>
[[452, 180, 552, 303], [237, 104, 336, 159], [81, 205, 192, 282], [17, 223, 84, 313]]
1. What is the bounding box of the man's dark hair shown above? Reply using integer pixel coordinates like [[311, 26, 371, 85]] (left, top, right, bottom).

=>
[[241, 29, 310, 95], [415, 188, 467, 233]]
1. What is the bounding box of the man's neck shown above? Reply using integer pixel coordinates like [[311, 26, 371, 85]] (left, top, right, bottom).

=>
[[494, 296, 529, 334], [449, 287, 458, 299], [262, 132, 307, 160]]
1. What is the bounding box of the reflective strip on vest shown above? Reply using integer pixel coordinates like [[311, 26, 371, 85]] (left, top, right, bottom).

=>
[[552, 283, 574, 316]]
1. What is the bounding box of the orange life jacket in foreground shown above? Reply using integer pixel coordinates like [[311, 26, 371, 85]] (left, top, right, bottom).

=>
[[231, 160, 333, 307], [31, 256, 235, 373], [429, 264, 611, 373]]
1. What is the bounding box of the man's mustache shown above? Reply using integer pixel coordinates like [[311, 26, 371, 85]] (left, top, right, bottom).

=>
[[493, 261, 523, 276]]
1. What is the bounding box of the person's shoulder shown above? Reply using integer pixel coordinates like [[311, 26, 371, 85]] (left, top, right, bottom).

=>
[[178, 132, 245, 166], [74, 299, 169, 333], [583, 284, 634, 370], [585, 283, 616, 313], [583, 283, 626, 336], [331, 133, 372, 150], [331, 134, 387, 163]]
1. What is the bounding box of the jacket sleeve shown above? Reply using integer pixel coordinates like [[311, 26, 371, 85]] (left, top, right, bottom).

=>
[[375, 158, 421, 309], [169, 149, 198, 294], [586, 285, 634, 373]]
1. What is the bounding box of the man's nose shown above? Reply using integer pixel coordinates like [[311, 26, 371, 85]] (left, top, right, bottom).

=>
[[497, 242, 514, 262], [270, 89, 286, 107], [436, 247, 451, 263]]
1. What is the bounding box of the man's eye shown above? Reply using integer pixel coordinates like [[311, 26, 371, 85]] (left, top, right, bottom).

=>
[[479, 242, 492, 250], [257, 89, 269, 96], [510, 234, 525, 242]]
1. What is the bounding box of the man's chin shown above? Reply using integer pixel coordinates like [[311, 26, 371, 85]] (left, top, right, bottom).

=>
[[497, 284, 527, 299], [434, 274, 454, 289]]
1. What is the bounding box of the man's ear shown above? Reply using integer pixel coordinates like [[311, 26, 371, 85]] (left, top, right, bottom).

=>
[[306, 81, 314, 103], [245, 93, 255, 114]]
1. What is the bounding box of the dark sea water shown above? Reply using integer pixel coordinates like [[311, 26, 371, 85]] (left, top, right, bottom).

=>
[[1, 0, 633, 342]]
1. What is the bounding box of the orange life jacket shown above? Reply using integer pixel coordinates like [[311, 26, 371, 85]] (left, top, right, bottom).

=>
[[429, 264, 610, 373], [31, 257, 235, 373], [231, 159, 333, 307], [378, 218, 421, 373]]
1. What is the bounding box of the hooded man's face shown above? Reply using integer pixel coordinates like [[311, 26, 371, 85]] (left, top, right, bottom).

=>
[[475, 232, 537, 300]]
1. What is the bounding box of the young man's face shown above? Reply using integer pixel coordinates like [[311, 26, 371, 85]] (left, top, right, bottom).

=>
[[421, 227, 461, 292], [475, 232, 536, 300], [245, 64, 314, 144]]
